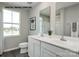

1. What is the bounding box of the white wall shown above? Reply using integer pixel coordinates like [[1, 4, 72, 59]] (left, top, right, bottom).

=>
[[0, 3, 29, 51], [0, 6, 3, 54], [3, 8, 29, 51], [0, 2, 56, 52], [0, 2, 56, 51], [29, 2, 56, 35]]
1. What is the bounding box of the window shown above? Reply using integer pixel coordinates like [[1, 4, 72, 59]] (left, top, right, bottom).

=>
[[3, 9, 20, 36]]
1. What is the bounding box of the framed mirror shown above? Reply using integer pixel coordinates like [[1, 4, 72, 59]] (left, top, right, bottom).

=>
[[55, 2, 79, 38]]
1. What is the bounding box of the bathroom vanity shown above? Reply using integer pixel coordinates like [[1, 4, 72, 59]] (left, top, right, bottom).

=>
[[28, 3, 79, 57], [28, 35, 79, 57]]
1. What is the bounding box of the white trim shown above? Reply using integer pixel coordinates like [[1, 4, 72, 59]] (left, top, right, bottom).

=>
[[4, 47, 19, 52]]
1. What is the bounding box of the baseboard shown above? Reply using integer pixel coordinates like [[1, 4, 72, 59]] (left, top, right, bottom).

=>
[[4, 47, 19, 52]]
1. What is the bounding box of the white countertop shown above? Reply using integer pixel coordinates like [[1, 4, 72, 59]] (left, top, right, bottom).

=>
[[29, 35, 79, 53]]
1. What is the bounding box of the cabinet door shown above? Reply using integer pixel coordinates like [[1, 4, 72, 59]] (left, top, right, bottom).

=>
[[41, 41, 78, 57], [33, 39, 41, 57], [28, 37, 34, 57], [41, 47, 56, 57]]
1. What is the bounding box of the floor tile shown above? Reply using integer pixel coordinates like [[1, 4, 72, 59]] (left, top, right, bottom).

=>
[[0, 49, 29, 57]]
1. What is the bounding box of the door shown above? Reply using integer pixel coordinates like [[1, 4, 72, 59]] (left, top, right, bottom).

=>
[[33, 39, 41, 57]]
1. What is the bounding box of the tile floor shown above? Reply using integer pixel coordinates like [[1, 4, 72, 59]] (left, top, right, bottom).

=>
[[0, 49, 29, 57]]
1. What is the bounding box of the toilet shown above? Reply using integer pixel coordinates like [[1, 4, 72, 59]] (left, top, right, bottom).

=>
[[19, 42, 28, 54]]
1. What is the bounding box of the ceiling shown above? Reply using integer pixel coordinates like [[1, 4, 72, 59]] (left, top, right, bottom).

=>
[[56, 2, 79, 14], [40, 2, 79, 17], [0, 2, 79, 12], [0, 2, 39, 7], [56, 2, 79, 10]]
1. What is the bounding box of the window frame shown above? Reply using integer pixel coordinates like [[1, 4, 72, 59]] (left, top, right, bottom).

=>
[[3, 9, 20, 37]]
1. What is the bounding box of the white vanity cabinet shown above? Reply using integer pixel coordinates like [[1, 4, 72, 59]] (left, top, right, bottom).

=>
[[41, 42, 78, 57], [28, 36, 79, 57], [28, 37, 41, 57], [41, 46, 57, 57], [41, 42, 60, 57], [28, 37, 34, 57], [33, 38, 41, 57]]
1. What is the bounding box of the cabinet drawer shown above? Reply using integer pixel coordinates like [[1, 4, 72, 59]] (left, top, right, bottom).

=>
[[41, 42, 79, 57], [41, 47, 57, 57]]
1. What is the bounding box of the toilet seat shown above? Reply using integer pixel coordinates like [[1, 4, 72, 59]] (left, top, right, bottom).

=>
[[19, 42, 28, 53]]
